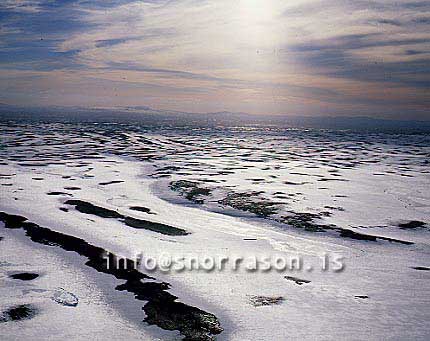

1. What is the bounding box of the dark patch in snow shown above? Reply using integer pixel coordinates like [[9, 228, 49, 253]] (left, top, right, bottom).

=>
[[278, 212, 331, 232], [411, 266, 430, 271], [10, 272, 39, 281], [129, 206, 155, 214], [398, 221, 427, 229], [98, 180, 124, 186], [65, 200, 187, 236], [284, 181, 310, 185], [170, 180, 212, 204], [324, 206, 345, 211], [47, 191, 72, 196], [218, 191, 279, 218], [337, 229, 414, 245], [0, 173, 15, 178], [284, 276, 311, 285], [0, 304, 38, 322], [278, 212, 414, 244], [249, 295, 285, 307]]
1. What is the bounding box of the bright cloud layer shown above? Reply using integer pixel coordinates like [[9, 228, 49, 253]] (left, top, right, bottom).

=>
[[0, 0, 429, 118]]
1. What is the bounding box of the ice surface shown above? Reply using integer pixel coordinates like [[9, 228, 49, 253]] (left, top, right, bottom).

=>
[[0, 123, 429, 340], [51, 288, 79, 307]]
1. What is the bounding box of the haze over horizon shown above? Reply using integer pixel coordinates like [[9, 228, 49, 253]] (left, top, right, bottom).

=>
[[0, 0, 429, 120]]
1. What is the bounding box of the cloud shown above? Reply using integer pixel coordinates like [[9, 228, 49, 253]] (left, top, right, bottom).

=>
[[0, 0, 44, 13], [0, 0, 429, 119]]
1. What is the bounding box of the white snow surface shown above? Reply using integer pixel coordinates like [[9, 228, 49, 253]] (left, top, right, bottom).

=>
[[0, 125, 429, 340]]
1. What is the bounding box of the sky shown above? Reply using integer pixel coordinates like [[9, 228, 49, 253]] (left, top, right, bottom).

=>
[[0, 0, 429, 119]]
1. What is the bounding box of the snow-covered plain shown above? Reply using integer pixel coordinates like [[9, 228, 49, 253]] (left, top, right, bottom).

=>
[[1, 123, 429, 340]]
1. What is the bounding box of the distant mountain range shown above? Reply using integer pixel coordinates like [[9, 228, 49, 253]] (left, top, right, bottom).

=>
[[1, 103, 429, 132]]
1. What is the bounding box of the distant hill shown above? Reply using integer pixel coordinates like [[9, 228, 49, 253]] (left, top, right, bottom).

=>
[[1, 104, 429, 132]]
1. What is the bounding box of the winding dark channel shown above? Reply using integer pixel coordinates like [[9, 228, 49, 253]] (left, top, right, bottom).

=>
[[0, 211, 222, 340]]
